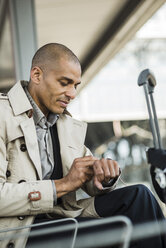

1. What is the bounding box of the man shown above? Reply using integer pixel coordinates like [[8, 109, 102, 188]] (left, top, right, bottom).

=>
[[0, 43, 165, 248]]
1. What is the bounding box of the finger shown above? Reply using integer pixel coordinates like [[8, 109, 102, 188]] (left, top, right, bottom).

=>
[[84, 169, 94, 181], [94, 176, 103, 190], [113, 161, 120, 176], [81, 156, 98, 161], [107, 159, 120, 178], [110, 160, 120, 177], [101, 159, 111, 182], [93, 160, 105, 182], [83, 166, 94, 175], [75, 160, 98, 168], [74, 156, 98, 164], [108, 160, 116, 178]]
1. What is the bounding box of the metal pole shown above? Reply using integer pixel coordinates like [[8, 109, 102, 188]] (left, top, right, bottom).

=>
[[149, 93, 162, 149], [143, 83, 158, 148], [9, 0, 37, 81]]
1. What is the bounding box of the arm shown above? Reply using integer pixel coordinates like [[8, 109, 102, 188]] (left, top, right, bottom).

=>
[[54, 144, 120, 198], [54, 156, 95, 198], [81, 146, 120, 196], [0, 136, 54, 217]]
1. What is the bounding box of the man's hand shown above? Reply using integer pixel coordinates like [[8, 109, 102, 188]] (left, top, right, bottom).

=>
[[54, 156, 120, 198], [93, 158, 120, 190], [54, 156, 97, 198]]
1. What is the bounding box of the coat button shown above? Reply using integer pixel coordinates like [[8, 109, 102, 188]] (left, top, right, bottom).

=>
[[1, 93, 7, 96], [20, 144, 27, 152], [18, 179, 26, 184], [17, 216, 25, 220], [7, 242, 15, 248], [27, 109, 33, 118], [6, 170, 11, 177]]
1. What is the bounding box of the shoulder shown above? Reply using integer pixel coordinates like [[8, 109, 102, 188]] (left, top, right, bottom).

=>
[[0, 92, 10, 110], [58, 113, 88, 140], [0, 92, 13, 119], [60, 112, 87, 128]]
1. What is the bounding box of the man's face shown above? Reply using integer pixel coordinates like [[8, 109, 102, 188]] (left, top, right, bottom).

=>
[[31, 57, 81, 116]]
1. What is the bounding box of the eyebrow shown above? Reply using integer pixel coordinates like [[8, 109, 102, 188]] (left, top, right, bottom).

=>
[[59, 76, 81, 85]]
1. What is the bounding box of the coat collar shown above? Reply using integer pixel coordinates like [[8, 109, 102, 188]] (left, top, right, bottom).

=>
[[8, 81, 32, 116]]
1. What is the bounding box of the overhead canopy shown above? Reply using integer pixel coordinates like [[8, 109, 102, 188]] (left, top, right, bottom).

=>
[[0, 0, 165, 91], [35, 0, 166, 93]]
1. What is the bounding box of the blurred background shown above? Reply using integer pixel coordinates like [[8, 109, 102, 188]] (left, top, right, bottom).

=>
[[0, 0, 166, 213]]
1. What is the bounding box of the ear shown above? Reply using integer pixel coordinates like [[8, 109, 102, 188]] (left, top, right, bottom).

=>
[[30, 66, 43, 84]]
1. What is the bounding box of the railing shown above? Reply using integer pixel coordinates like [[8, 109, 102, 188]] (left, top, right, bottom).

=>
[[0, 216, 166, 248]]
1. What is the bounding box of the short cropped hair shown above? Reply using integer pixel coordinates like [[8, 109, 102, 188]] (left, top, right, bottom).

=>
[[31, 43, 80, 71]]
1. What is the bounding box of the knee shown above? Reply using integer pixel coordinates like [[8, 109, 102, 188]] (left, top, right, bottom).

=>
[[135, 184, 150, 192], [133, 183, 150, 192], [128, 184, 152, 197], [134, 184, 154, 199]]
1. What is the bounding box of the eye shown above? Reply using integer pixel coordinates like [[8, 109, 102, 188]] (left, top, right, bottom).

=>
[[60, 81, 67, 87]]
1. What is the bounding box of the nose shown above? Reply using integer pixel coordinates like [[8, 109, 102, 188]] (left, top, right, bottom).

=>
[[65, 86, 76, 100]]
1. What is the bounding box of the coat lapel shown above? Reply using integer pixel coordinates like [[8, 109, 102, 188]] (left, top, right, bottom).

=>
[[8, 81, 42, 180], [20, 116, 42, 180], [57, 114, 87, 176]]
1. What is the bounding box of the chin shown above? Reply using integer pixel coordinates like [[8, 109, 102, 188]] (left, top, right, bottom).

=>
[[52, 108, 64, 115]]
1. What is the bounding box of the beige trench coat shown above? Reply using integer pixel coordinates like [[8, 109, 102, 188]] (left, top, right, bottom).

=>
[[0, 81, 118, 248]]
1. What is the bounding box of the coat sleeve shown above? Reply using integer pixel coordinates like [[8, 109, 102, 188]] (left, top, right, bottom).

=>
[[0, 116, 55, 217], [81, 146, 120, 197]]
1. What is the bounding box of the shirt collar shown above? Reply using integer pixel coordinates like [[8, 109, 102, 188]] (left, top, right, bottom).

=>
[[24, 86, 58, 128]]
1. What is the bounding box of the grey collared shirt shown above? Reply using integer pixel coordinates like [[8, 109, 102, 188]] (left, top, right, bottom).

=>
[[24, 86, 58, 204]]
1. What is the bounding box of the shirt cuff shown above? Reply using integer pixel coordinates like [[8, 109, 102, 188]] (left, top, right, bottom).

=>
[[51, 180, 57, 205]]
